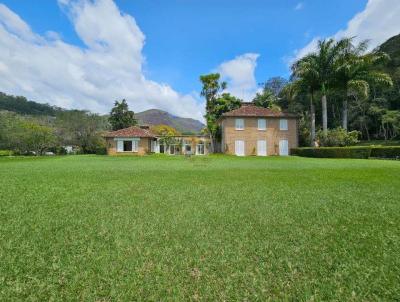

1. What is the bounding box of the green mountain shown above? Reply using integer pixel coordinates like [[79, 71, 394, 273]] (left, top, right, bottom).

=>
[[135, 109, 204, 134], [378, 33, 400, 69], [377, 33, 400, 109]]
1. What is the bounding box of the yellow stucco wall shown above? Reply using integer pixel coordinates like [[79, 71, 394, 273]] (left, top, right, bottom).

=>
[[221, 117, 298, 155], [106, 137, 151, 155]]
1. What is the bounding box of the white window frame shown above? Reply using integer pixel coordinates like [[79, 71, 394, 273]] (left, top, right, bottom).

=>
[[258, 119, 267, 130], [169, 145, 179, 155], [114, 138, 140, 153], [235, 118, 244, 130], [280, 119, 288, 131], [196, 142, 205, 155]]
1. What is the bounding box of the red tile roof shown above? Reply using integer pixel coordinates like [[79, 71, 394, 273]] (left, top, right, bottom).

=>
[[221, 104, 297, 118], [104, 126, 155, 138]]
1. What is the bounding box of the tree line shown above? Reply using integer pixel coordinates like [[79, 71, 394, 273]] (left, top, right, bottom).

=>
[[0, 98, 138, 155]]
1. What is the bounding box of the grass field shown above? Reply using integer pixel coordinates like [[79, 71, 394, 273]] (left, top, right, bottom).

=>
[[1, 155, 399, 301]]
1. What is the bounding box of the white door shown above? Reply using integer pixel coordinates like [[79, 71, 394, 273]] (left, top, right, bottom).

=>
[[279, 139, 289, 156], [257, 140, 267, 156], [235, 140, 245, 156]]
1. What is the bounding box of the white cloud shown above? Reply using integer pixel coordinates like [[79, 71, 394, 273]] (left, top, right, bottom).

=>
[[0, 0, 204, 121], [217, 53, 260, 101], [291, 0, 400, 62], [294, 2, 304, 11]]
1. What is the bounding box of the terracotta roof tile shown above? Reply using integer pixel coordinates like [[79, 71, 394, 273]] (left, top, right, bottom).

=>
[[222, 104, 297, 118], [104, 126, 155, 138]]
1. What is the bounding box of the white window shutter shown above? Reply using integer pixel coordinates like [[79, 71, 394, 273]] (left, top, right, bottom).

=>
[[117, 140, 123, 152], [279, 140, 289, 156], [133, 140, 139, 152]]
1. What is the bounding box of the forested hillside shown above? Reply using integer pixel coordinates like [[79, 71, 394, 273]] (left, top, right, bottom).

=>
[[0, 93, 204, 134], [377, 33, 400, 109], [0, 93, 62, 116]]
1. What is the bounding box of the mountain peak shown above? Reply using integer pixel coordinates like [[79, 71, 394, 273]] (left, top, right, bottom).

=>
[[135, 109, 204, 134]]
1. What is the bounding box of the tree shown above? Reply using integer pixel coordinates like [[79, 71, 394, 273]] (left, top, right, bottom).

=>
[[253, 89, 280, 110], [292, 59, 320, 145], [199, 74, 242, 152], [262, 76, 288, 96], [213, 93, 242, 118], [22, 122, 56, 155], [334, 40, 393, 130], [151, 125, 181, 148], [294, 38, 352, 135], [199, 73, 226, 152], [0, 111, 24, 151], [109, 99, 137, 130], [56, 110, 108, 153]]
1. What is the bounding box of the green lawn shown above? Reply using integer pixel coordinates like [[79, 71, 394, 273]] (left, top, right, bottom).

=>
[[1, 155, 399, 301]]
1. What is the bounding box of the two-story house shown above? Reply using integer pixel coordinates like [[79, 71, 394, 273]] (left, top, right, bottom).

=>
[[219, 103, 298, 156]]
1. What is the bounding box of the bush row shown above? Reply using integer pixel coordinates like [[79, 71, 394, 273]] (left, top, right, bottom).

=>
[[0, 150, 13, 156], [291, 146, 400, 159], [370, 146, 400, 159]]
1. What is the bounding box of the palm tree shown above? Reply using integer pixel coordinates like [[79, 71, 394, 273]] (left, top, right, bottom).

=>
[[292, 56, 321, 145], [294, 38, 352, 135], [334, 41, 393, 130]]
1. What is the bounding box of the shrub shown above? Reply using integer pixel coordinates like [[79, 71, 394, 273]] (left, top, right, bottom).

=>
[[291, 147, 372, 159], [0, 150, 13, 156], [95, 147, 107, 155], [370, 146, 400, 159], [317, 128, 360, 147]]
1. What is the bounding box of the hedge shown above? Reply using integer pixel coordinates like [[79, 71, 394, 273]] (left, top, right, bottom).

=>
[[291, 147, 371, 159], [291, 146, 400, 159], [370, 146, 400, 159], [0, 150, 13, 156]]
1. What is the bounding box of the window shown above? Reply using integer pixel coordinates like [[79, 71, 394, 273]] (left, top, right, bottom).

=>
[[116, 139, 139, 152], [169, 145, 180, 155], [258, 119, 267, 130], [196, 142, 205, 155], [150, 140, 158, 152], [183, 140, 192, 154], [280, 119, 288, 130], [235, 118, 244, 130], [123, 140, 132, 152]]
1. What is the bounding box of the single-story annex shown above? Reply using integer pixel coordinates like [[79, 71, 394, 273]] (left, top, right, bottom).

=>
[[104, 103, 298, 156], [104, 126, 210, 156]]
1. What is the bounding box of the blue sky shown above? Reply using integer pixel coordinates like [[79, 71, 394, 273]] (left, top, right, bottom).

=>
[[0, 0, 399, 120]]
